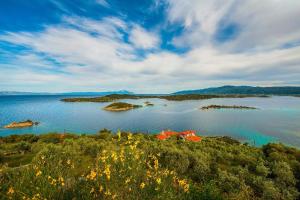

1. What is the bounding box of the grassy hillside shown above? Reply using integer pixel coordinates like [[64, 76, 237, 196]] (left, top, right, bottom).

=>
[[0, 131, 299, 199]]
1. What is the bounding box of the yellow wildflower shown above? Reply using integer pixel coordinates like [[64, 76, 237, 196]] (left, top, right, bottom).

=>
[[140, 182, 145, 189], [183, 184, 189, 192], [51, 179, 57, 186], [162, 169, 170, 176], [111, 152, 118, 162], [99, 185, 104, 192], [156, 178, 161, 185], [32, 193, 41, 200], [7, 186, 14, 195], [146, 170, 151, 178], [176, 178, 189, 192], [67, 159, 71, 165], [104, 165, 111, 180], [48, 176, 57, 185], [129, 145, 135, 151], [127, 133, 133, 141], [87, 170, 97, 180], [36, 170, 42, 177], [104, 190, 111, 196], [154, 159, 159, 170], [125, 178, 131, 184], [90, 188, 95, 194], [58, 176, 65, 186], [117, 131, 121, 141], [146, 161, 152, 169]]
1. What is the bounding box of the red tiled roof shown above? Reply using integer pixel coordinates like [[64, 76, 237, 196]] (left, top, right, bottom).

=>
[[162, 131, 178, 136], [156, 134, 168, 140], [179, 130, 196, 135], [185, 135, 202, 142]]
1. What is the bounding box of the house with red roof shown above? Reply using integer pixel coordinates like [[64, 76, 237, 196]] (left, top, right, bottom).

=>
[[156, 130, 202, 142], [156, 130, 178, 140], [178, 130, 202, 142]]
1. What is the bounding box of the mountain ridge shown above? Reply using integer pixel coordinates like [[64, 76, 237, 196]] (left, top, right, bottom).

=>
[[173, 85, 300, 95], [0, 90, 133, 96]]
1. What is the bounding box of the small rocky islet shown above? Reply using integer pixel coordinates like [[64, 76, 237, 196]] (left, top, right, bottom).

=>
[[4, 120, 39, 129], [103, 102, 142, 112], [201, 105, 257, 110], [144, 101, 154, 106]]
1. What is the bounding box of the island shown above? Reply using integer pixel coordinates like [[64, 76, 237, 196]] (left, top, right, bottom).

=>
[[144, 101, 154, 106], [201, 105, 257, 110], [62, 93, 269, 102], [4, 120, 39, 129], [103, 102, 142, 112]]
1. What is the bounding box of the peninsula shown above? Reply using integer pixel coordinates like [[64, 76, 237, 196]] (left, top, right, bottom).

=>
[[62, 93, 268, 103]]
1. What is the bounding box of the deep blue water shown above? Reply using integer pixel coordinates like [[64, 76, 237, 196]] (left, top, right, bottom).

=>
[[0, 95, 300, 146]]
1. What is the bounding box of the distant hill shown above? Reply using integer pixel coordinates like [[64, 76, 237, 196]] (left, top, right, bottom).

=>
[[173, 86, 300, 95], [61, 90, 134, 96], [0, 91, 49, 96], [0, 90, 133, 96]]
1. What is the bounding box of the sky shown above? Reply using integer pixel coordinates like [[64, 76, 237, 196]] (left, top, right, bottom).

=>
[[0, 0, 300, 93]]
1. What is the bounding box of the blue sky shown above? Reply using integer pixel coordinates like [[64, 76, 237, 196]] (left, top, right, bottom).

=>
[[0, 0, 300, 93]]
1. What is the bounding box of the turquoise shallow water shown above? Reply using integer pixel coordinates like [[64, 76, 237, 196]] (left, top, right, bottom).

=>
[[0, 95, 300, 146]]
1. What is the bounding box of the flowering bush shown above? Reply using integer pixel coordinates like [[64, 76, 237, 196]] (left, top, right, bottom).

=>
[[0, 133, 190, 200]]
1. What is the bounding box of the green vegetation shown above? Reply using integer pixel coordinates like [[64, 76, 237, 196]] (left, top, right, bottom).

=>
[[62, 94, 269, 103], [103, 102, 142, 112], [201, 105, 257, 110], [1, 131, 299, 199], [173, 85, 300, 95]]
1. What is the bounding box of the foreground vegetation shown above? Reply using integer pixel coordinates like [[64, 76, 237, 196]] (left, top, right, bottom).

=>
[[0, 131, 299, 199], [62, 94, 269, 102]]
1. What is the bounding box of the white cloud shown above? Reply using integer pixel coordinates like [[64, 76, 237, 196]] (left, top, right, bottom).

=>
[[166, 0, 235, 47], [165, 0, 300, 51], [0, 1, 300, 93], [96, 0, 110, 8], [129, 25, 160, 49]]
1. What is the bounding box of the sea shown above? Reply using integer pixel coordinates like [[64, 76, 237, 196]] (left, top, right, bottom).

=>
[[1, 95, 300, 147]]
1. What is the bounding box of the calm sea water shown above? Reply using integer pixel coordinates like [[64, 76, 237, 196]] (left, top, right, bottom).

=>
[[0, 95, 300, 146]]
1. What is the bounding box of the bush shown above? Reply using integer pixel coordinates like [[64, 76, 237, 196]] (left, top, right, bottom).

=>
[[14, 141, 31, 153], [0, 133, 299, 199]]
